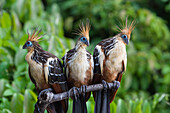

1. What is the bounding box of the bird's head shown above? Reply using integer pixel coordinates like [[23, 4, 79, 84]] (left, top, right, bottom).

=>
[[23, 29, 43, 51], [116, 18, 136, 45], [75, 20, 90, 49]]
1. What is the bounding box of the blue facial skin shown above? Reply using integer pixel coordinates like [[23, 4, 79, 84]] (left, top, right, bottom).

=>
[[121, 34, 129, 45], [80, 37, 89, 46], [23, 41, 33, 49]]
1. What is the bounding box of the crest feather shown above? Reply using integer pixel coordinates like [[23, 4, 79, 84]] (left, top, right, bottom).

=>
[[27, 29, 44, 41], [116, 17, 136, 39], [74, 20, 90, 40]]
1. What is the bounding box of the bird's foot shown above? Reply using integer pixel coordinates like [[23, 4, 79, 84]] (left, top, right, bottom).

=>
[[112, 80, 120, 91], [102, 80, 109, 92], [38, 88, 54, 103], [80, 85, 87, 96], [68, 87, 80, 101]]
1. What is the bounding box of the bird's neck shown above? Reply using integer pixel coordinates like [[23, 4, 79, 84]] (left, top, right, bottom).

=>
[[75, 44, 86, 51], [27, 47, 34, 53], [26, 44, 44, 65], [34, 43, 43, 51]]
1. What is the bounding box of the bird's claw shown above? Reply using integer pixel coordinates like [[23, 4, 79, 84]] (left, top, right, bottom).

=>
[[68, 87, 80, 101], [112, 80, 120, 91], [38, 88, 54, 103], [80, 85, 87, 96], [102, 80, 109, 92]]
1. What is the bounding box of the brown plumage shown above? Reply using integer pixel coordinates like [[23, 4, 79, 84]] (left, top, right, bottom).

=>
[[93, 18, 135, 113], [62, 21, 93, 113], [63, 21, 93, 89], [23, 29, 68, 113]]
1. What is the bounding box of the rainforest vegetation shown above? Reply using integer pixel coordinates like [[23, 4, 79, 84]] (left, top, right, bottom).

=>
[[0, 0, 169, 113]]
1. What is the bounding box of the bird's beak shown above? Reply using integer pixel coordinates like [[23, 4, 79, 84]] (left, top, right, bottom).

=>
[[23, 43, 27, 49], [126, 39, 129, 45], [85, 40, 90, 46], [123, 38, 129, 45]]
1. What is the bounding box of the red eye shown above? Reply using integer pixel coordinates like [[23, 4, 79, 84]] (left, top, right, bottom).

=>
[[27, 41, 30, 44], [83, 38, 85, 40]]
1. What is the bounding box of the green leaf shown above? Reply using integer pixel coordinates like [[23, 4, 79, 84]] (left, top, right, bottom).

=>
[[142, 100, 151, 113], [0, 79, 8, 97], [86, 99, 95, 113], [14, 49, 27, 66], [11, 93, 24, 113], [0, 11, 11, 28], [12, 77, 27, 93], [0, 0, 6, 9], [134, 99, 143, 113], [0, 47, 13, 65], [1, 109, 12, 113], [3, 40, 18, 52], [13, 63, 27, 79], [23, 89, 37, 113], [67, 98, 73, 113], [48, 35, 66, 58], [152, 93, 159, 109], [128, 100, 134, 113], [110, 101, 117, 113], [3, 89, 15, 97], [0, 97, 11, 110], [116, 99, 128, 113], [11, 11, 21, 36]]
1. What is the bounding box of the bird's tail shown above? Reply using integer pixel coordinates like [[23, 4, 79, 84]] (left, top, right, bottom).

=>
[[94, 88, 110, 113], [46, 101, 66, 113], [72, 94, 87, 113]]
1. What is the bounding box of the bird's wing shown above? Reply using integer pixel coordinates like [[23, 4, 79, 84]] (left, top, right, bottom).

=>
[[44, 57, 67, 87], [62, 48, 76, 79], [86, 50, 94, 83], [85, 50, 94, 102], [93, 37, 118, 82], [93, 44, 106, 113], [98, 37, 118, 56], [93, 37, 119, 113], [41, 51, 68, 113], [86, 50, 93, 67]]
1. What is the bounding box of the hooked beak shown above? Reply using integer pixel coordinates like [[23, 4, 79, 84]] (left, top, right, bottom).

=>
[[126, 39, 129, 45], [23, 43, 27, 49], [123, 38, 129, 45], [85, 40, 90, 46]]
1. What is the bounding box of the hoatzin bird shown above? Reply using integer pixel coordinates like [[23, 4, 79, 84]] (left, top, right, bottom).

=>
[[23, 29, 68, 113], [93, 18, 135, 113], [62, 21, 93, 113]]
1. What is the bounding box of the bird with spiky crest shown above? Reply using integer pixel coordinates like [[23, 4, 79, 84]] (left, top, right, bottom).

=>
[[62, 21, 93, 113], [93, 18, 136, 113], [23, 29, 68, 113]]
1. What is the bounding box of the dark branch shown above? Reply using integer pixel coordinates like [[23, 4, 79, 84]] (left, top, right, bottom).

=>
[[34, 81, 120, 113]]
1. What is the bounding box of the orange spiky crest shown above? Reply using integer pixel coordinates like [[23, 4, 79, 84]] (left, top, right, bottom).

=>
[[75, 20, 90, 40], [27, 29, 43, 42], [116, 17, 136, 39]]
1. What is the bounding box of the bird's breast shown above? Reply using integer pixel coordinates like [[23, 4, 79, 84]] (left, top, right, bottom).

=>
[[104, 41, 127, 82], [26, 52, 49, 90], [67, 50, 90, 85]]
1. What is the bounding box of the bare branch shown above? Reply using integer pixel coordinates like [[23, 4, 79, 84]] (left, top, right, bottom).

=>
[[34, 81, 120, 113]]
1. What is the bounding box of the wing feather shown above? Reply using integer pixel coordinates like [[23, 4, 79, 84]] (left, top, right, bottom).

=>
[[62, 48, 77, 78]]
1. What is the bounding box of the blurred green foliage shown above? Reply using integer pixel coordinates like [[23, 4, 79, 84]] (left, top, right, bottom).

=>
[[0, 0, 170, 113]]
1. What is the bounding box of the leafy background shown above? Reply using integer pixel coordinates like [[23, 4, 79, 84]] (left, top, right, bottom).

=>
[[0, 0, 170, 113]]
